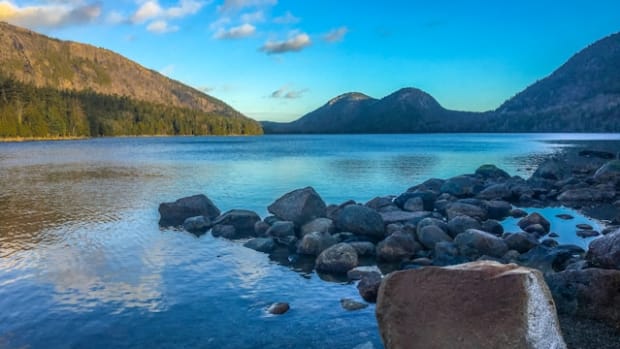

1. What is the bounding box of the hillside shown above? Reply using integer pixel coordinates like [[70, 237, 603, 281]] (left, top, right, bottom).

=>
[[0, 21, 262, 138], [264, 32, 620, 134]]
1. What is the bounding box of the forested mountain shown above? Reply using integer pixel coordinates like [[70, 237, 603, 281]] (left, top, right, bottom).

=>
[[0, 22, 262, 138], [263, 32, 620, 134]]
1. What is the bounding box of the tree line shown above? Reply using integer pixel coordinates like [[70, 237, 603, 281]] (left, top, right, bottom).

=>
[[0, 74, 263, 138]]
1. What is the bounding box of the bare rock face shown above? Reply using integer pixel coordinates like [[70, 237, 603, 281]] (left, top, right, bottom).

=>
[[267, 187, 326, 226], [376, 261, 566, 349]]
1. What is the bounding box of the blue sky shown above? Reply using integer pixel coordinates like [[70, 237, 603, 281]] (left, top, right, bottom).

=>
[[1, 1, 619, 122]]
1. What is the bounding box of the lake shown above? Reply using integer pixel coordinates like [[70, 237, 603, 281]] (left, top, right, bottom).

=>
[[1, 134, 619, 349]]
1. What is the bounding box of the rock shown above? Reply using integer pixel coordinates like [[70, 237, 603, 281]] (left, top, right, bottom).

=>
[[336, 205, 385, 239], [416, 217, 448, 235], [440, 175, 483, 197], [332, 232, 355, 243], [380, 210, 431, 225], [300, 217, 335, 236], [532, 159, 570, 180], [213, 209, 261, 238], [510, 208, 528, 218], [394, 191, 437, 211], [505, 232, 540, 253], [593, 159, 620, 182], [357, 272, 382, 303], [376, 231, 422, 262], [365, 196, 399, 212], [518, 245, 584, 275], [347, 266, 382, 280], [481, 219, 504, 236], [523, 224, 548, 237], [576, 230, 600, 238], [546, 268, 620, 330], [211, 224, 236, 239], [340, 298, 368, 311], [548, 232, 560, 238], [243, 237, 276, 253], [348, 241, 376, 256], [267, 187, 326, 226], [266, 221, 295, 238], [296, 231, 337, 256], [403, 197, 425, 212], [447, 215, 481, 238], [602, 226, 620, 235], [416, 225, 453, 250], [558, 187, 616, 203], [485, 200, 512, 220], [518, 212, 551, 233], [274, 235, 297, 249], [315, 243, 358, 274], [576, 223, 593, 230], [183, 215, 212, 233], [158, 194, 220, 226], [376, 261, 566, 349], [475, 164, 510, 180], [433, 241, 469, 266], [587, 230, 620, 269], [503, 249, 521, 262], [446, 202, 488, 221], [478, 184, 512, 200], [254, 220, 270, 236], [263, 215, 281, 226], [556, 214, 574, 220], [267, 302, 290, 315], [407, 178, 445, 193], [454, 229, 509, 258], [579, 149, 615, 159], [541, 239, 560, 248]]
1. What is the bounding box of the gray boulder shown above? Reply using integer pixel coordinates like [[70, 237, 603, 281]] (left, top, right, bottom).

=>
[[183, 215, 212, 233], [357, 272, 382, 303], [347, 266, 382, 280], [159, 194, 220, 226], [266, 221, 295, 238], [267, 187, 326, 226], [315, 243, 358, 274], [300, 217, 335, 236], [558, 187, 616, 203], [477, 184, 512, 200], [211, 224, 236, 239], [440, 175, 483, 197], [394, 191, 437, 211], [244, 237, 276, 253], [416, 217, 448, 235], [505, 232, 540, 253], [586, 229, 620, 269], [447, 215, 481, 238], [454, 229, 509, 258], [376, 231, 421, 262], [416, 225, 453, 250], [518, 212, 551, 234], [481, 219, 504, 236], [446, 202, 487, 221], [213, 209, 261, 238], [475, 164, 511, 180], [296, 231, 337, 256], [380, 210, 431, 225], [348, 241, 376, 256], [485, 200, 512, 220], [532, 159, 570, 180], [336, 205, 385, 239]]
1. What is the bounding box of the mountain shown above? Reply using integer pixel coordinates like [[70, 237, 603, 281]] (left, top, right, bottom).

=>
[[0, 22, 262, 138], [263, 32, 620, 133]]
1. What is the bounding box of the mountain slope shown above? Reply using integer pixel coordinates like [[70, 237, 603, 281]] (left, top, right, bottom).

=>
[[0, 21, 262, 137]]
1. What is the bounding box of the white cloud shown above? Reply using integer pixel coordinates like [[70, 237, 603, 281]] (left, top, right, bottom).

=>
[[271, 86, 308, 99], [218, 0, 277, 13], [260, 32, 311, 54], [147, 20, 179, 34], [0, 1, 101, 29], [240, 10, 264, 23], [323, 26, 348, 43], [273, 11, 299, 24], [214, 23, 255, 39], [131, 0, 204, 23]]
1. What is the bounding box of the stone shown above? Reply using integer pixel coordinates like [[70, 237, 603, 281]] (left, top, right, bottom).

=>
[[213, 209, 261, 238], [394, 191, 437, 211], [510, 208, 528, 218], [357, 272, 382, 303], [576, 230, 600, 238], [254, 220, 270, 237], [593, 159, 620, 182], [315, 243, 358, 274], [478, 184, 512, 200], [481, 219, 504, 236], [263, 215, 281, 226], [376, 231, 422, 262], [416, 225, 453, 250], [336, 205, 385, 239], [576, 223, 593, 230], [416, 217, 448, 235], [407, 178, 445, 193], [440, 175, 484, 197], [365, 196, 399, 212], [475, 164, 510, 180], [505, 232, 540, 253], [296, 231, 337, 256], [532, 159, 570, 180], [446, 202, 487, 221], [586, 229, 620, 269], [267, 187, 326, 226], [274, 235, 297, 249], [347, 266, 382, 280], [447, 215, 481, 238], [376, 261, 566, 349], [518, 245, 584, 275], [340, 298, 368, 311], [266, 221, 295, 238], [211, 224, 236, 239], [300, 217, 335, 236], [518, 212, 551, 233], [523, 224, 547, 237], [183, 215, 212, 233], [558, 188, 616, 203], [348, 241, 376, 256], [403, 197, 425, 212], [158, 194, 220, 226], [556, 214, 574, 220], [243, 237, 276, 253], [433, 241, 469, 266], [380, 210, 431, 225], [546, 268, 620, 330], [267, 302, 290, 315], [454, 229, 509, 258], [485, 200, 512, 220]]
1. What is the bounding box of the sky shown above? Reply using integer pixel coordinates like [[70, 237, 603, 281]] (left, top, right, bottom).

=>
[[1, 1, 620, 122]]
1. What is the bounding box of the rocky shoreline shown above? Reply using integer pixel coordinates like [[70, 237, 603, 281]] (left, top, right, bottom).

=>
[[159, 149, 620, 347]]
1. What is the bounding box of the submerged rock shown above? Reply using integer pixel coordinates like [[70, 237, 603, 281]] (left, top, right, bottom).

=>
[[347, 266, 382, 281], [213, 209, 261, 238], [376, 261, 567, 349], [518, 212, 551, 234], [315, 243, 358, 274], [340, 298, 368, 311], [267, 302, 290, 315], [159, 194, 220, 226], [183, 215, 212, 233], [267, 187, 326, 226]]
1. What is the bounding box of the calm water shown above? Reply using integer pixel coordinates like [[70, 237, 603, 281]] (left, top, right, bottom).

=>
[[1, 134, 619, 349]]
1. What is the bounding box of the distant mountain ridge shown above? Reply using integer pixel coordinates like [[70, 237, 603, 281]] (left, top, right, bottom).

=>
[[0, 21, 262, 138], [264, 32, 620, 133]]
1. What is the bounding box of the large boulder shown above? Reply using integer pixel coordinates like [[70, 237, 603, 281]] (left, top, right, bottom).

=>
[[266, 221, 295, 238], [394, 191, 437, 211], [416, 225, 453, 250], [587, 229, 620, 269], [478, 184, 512, 200], [505, 232, 540, 254], [336, 205, 385, 239], [357, 272, 382, 303], [454, 229, 509, 258], [475, 164, 511, 180], [267, 187, 326, 226], [158, 194, 220, 226], [532, 159, 570, 180], [212, 209, 261, 238], [485, 200, 512, 220], [557, 187, 616, 203], [376, 261, 566, 349], [315, 243, 358, 274], [380, 210, 431, 225], [446, 202, 487, 221], [300, 217, 335, 236], [518, 245, 584, 275], [243, 237, 276, 253], [547, 268, 620, 330], [518, 212, 551, 234], [376, 231, 422, 262], [296, 231, 337, 256], [447, 215, 481, 238], [183, 215, 212, 234], [440, 175, 484, 197]]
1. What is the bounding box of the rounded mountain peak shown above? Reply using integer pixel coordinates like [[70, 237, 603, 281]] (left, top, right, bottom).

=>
[[382, 87, 442, 110], [327, 92, 373, 106]]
